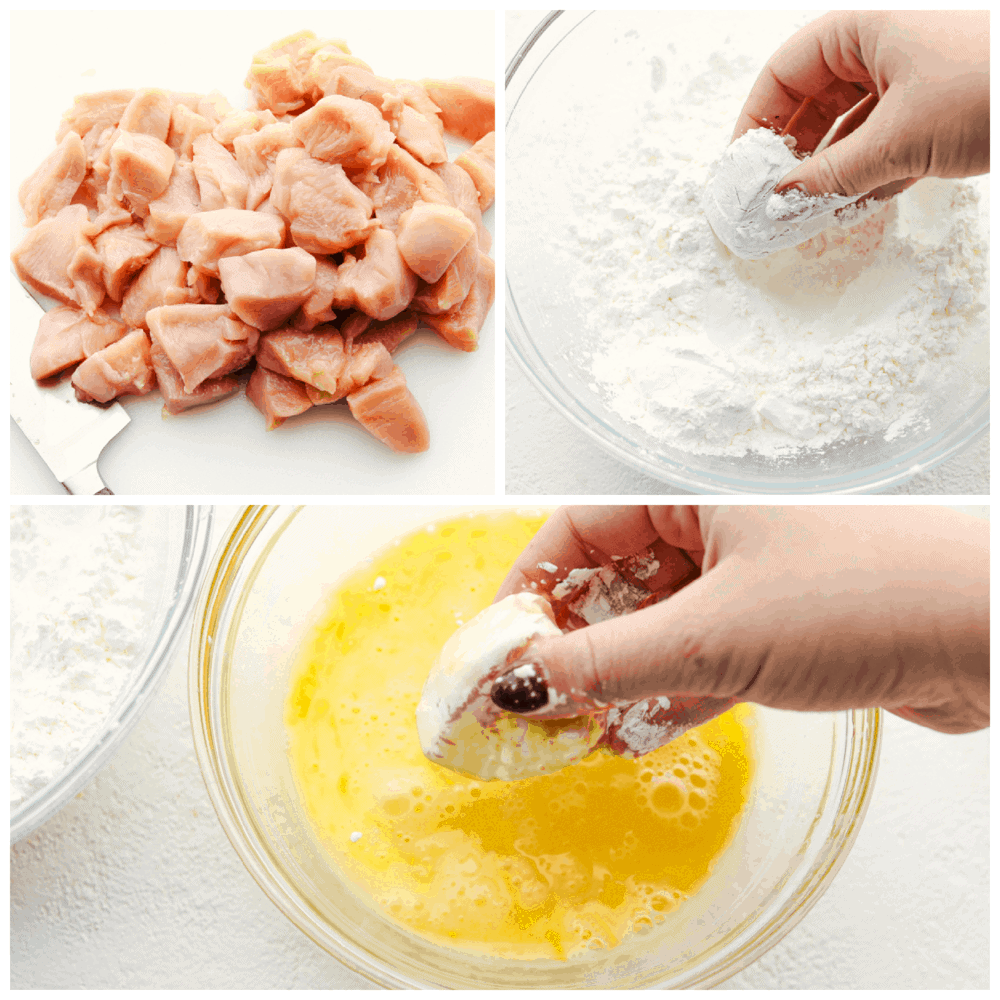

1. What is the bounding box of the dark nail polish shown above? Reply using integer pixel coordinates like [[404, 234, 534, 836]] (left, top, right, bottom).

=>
[[491, 665, 548, 713]]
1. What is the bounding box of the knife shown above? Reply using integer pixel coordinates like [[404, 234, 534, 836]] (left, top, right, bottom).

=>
[[10, 272, 128, 494]]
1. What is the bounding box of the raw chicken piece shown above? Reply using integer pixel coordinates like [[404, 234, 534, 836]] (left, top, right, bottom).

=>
[[146, 303, 259, 392], [188, 269, 222, 303], [419, 252, 494, 351], [347, 364, 429, 453], [192, 134, 249, 211], [19, 131, 87, 227], [353, 311, 419, 354], [455, 131, 495, 211], [305, 45, 372, 100], [290, 95, 394, 175], [292, 255, 351, 329], [150, 339, 239, 415], [170, 92, 205, 114], [197, 90, 234, 127], [337, 228, 418, 321], [72, 328, 156, 403], [119, 88, 173, 141], [218, 247, 317, 330], [94, 223, 159, 301], [29, 305, 128, 380], [420, 78, 494, 142], [144, 159, 202, 245], [393, 105, 448, 167], [107, 131, 176, 216], [257, 325, 346, 393], [395, 201, 475, 284], [11, 204, 105, 313], [327, 340, 393, 398], [232, 123, 301, 210], [394, 80, 444, 134], [269, 147, 376, 254], [246, 363, 314, 429], [56, 90, 135, 142], [410, 232, 479, 315], [361, 144, 453, 232], [167, 104, 214, 159], [212, 108, 277, 149], [176, 209, 286, 275], [121, 246, 199, 328], [245, 30, 328, 115], [432, 160, 491, 252], [319, 65, 400, 117], [92, 192, 134, 234]]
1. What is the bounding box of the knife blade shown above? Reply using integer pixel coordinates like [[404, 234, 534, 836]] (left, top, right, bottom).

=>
[[10, 273, 128, 494]]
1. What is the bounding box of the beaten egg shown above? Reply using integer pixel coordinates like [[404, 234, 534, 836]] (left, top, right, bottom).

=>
[[286, 511, 754, 961]]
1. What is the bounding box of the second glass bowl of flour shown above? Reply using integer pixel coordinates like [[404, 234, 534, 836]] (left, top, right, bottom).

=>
[[10, 505, 213, 842], [506, 11, 988, 494]]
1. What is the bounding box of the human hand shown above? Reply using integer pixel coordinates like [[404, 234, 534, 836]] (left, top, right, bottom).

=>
[[731, 11, 989, 198], [492, 506, 989, 735]]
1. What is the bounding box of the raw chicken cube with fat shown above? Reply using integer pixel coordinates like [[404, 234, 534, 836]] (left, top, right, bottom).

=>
[[419, 252, 494, 351], [256, 324, 346, 394]]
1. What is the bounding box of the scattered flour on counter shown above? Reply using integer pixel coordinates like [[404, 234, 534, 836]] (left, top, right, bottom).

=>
[[552, 19, 989, 458], [10, 506, 159, 811]]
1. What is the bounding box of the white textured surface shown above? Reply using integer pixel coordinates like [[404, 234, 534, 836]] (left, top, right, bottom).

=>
[[10, 499, 990, 987]]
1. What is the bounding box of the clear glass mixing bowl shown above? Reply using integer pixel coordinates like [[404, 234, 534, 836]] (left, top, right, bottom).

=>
[[506, 11, 988, 494], [10, 504, 215, 844], [190, 505, 881, 987]]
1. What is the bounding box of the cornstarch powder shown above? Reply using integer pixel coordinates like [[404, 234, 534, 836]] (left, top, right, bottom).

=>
[[10, 506, 160, 811]]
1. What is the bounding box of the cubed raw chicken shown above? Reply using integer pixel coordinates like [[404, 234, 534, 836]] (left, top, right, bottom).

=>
[[361, 144, 453, 232], [337, 228, 418, 321], [257, 325, 346, 393], [56, 90, 135, 142], [188, 269, 222, 304], [352, 311, 420, 354], [11, 204, 105, 313], [419, 252, 494, 351], [19, 131, 87, 227], [432, 160, 491, 252], [107, 131, 176, 216], [395, 201, 475, 284], [327, 340, 393, 398], [410, 232, 479, 314], [455, 131, 494, 211], [347, 365, 429, 453], [394, 80, 444, 134], [320, 65, 399, 113], [29, 305, 128, 380], [245, 30, 326, 116], [218, 247, 317, 330], [92, 192, 134, 234], [121, 246, 199, 328], [232, 123, 301, 210], [197, 90, 234, 127], [292, 255, 351, 329], [94, 223, 159, 301], [290, 95, 394, 176], [72, 328, 156, 403], [420, 78, 494, 142], [246, 363, 314, 430], [212, 108, 277, 149], [192, 134, 249, 211], [305, 45, 372, 99], [146, 303, 259, 392], [119, 88, 173, 141], [150, 339, 240, 415], [176, 208, 286, 275], [269, 147, 376, 254], [144, 159, 202, 245], [393, 105, 448, 167], [167, 104, 214, 159]]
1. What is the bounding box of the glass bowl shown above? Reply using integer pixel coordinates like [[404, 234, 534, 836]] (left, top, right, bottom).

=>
[[10, 504, 215, 843], [189, 505, 881, 987], [506, 11, 988, 494]]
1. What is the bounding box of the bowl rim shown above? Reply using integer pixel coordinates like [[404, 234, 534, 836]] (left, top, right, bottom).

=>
[[504, 10, 989, 495], [10, 504, 215, 844], [189, 504, 884, 987]]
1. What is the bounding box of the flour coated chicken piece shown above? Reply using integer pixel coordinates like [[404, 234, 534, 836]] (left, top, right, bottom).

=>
[[270, 148, 376, 254], [233, 122, 301, 210], [94, 223, 159, 301], [361, 143, 453, 232], [56, 90, 135, 142], [19, 131, 87, 227], [119, 88, 173, 142], [246, 363, 314, 429], [290, 95, 394, 177], [218, 246, 317, 331], [347, 365, 429, 453], [121, 246, 199, 329], [419, 252, 493, 351], [176, 208, 286, 275], [107, 131, 176, 217], [146, 303, 259, 393], [410, 231, 479, 315], [420, 77, 494, 143], [431, 160, 491, 253], [71, 328, 155, 403], [143, 159, 202, 245], [455, 131, 495, 211], [256, 324, 347, 394], [167, 104, 214, 159], [395, 201, 475, 284], [29, 305, 128, 381], [336, 227, 418, 321], [149, 339, 240, 415], [192, 134, 249, 211]]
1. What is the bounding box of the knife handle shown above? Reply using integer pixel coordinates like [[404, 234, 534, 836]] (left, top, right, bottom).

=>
[[63, 463, 113, 495]]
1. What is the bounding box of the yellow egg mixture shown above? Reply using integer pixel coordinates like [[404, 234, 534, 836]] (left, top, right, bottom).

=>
[[286, 512, 753, 961]]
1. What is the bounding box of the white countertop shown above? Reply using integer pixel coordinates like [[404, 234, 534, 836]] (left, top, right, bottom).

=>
[[10, 503, 989, 988]]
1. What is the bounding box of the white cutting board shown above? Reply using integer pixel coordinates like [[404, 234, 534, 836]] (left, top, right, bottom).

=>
[[10, 10, 495, 496]]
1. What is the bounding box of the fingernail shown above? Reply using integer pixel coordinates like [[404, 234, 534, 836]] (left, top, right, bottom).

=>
[[491, 663, 548, 713], [777, 181, 809, 195]]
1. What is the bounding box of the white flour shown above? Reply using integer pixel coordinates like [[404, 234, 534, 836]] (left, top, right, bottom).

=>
[[538, 14, 989, 458], [10, 506, 159, 811]]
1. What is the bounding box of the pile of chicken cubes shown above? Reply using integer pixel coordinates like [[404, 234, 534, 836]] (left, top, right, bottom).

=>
[[12, 30, 495, 453]]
